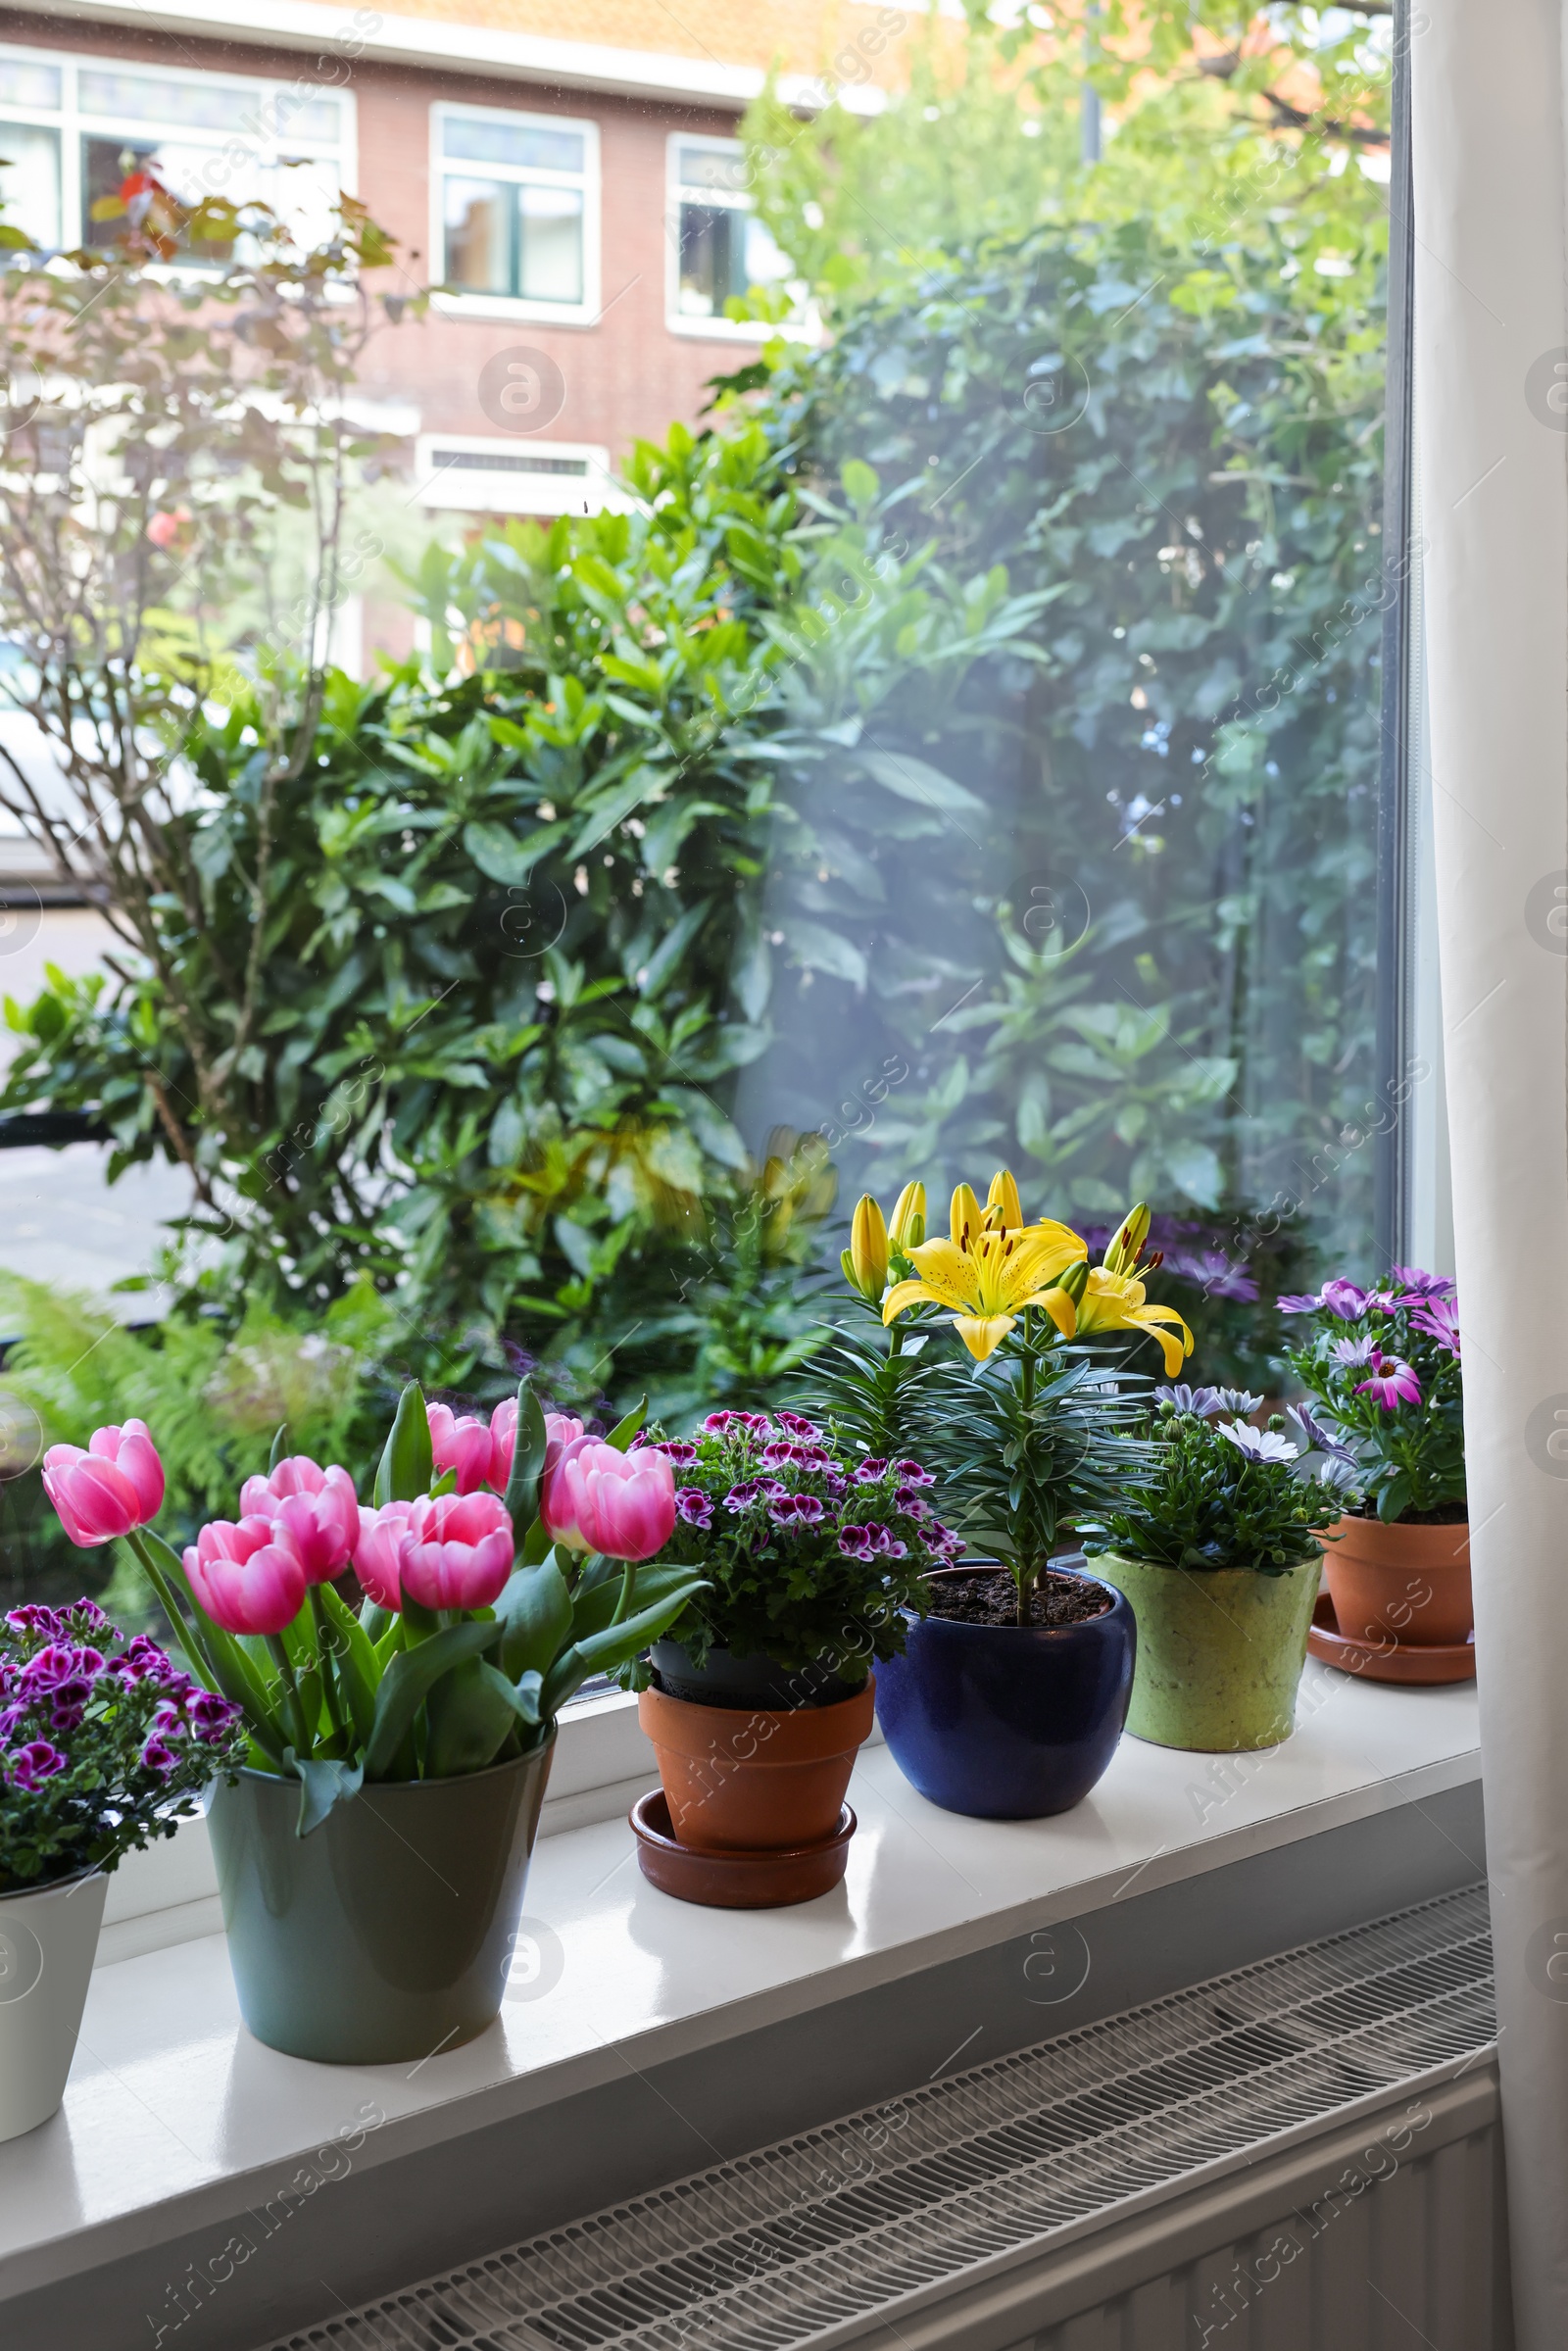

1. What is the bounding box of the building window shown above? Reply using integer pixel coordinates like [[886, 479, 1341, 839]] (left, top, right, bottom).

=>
[[0, 45, 351, 256], [435, 105, 595, 317], [668, 136, 795, 333]]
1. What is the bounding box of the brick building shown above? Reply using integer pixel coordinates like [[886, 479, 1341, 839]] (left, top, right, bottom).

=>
[[0, 0, 906, 518]]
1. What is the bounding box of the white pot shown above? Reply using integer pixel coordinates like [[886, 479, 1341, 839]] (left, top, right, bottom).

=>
[[0, 1868, 108, 2143]]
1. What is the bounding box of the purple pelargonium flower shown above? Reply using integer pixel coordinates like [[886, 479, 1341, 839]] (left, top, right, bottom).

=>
[[1409, 1298, 1461, 1357], [846, 1521, 907, 1558], [774, 1411, 822, 1441], [188, 1690, 243, 1744], [675, 1487, 713, 1530], [659, 1440, 699, 1468], [703, 1410, 772, 1436], [767, 1494, 826, 1531], [17, 1643, 79, 1697], [1218, 1423, 1300, 1465], [760, 1441, 813, 1470], [5, 1604, 65, 1638], [892, 1459, 934, 1487], [893, 1488, 929, 1517], [853, 1458, 889, 1484], [722, 1479, 765, 1514], [838, 1527, 874, 1560], [7, 1739, 67, 1790], [1355, 1352, 1422, 1410], [138, 1738, 179, 1777]]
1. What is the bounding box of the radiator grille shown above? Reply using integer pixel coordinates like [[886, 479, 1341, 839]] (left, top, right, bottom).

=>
[[261, 1884, 1494, 2351]]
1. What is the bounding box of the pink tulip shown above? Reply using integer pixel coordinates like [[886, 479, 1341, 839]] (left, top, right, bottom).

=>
[[353, 1500, 415, 1612], [426, 1402, 497, 1495], [543, 1441, 675, 1562], [42, 1420, 166, 1549], [239, 1457, 359, 1585], [399, 1492, 515, 1612], [183, 1517, 306, 1637]]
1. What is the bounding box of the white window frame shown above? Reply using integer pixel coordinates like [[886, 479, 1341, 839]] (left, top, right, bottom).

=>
[[413, 431, 640, 518], [664, 130, 812, 344], [430, 99, 600, 327], [0, 38, 358, 256]]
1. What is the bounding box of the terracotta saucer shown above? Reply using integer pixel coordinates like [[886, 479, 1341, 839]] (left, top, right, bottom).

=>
[[629, 1788, 856, 1908], [1306, 1591, 1476, 1686]]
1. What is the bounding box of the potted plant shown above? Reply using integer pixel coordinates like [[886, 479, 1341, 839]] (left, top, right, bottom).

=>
[[40, 1390, 705, 2062], [815, 1175, 1180, 1819], [1281, 1268, 1469, 1651], [1084, 1386, 1343, 1750], [627, 1410, 952, 1900], [1, 1593, 248, 2141]]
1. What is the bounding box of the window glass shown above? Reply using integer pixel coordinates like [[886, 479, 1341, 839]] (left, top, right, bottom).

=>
[[443, 114, 583, 175], [0, 58, 60, 110], [0, 121, 60, 249], [674, 137, 795, 324], [79, 67, 266, 134], [438, 109, 590, 304]]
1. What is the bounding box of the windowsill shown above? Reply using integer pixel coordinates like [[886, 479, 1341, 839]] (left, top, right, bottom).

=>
[[0, 1663, 1481, 2313], [665, 313, 820, 344], [429, 290, 602, 328]]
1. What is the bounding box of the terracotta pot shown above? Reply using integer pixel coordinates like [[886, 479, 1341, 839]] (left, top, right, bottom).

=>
[[638, 1681, 876, 1853], [1319, 1513, 1472, 1647]]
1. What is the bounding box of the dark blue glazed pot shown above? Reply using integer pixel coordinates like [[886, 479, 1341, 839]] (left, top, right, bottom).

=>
[[874, 1567, 1136, 1819]]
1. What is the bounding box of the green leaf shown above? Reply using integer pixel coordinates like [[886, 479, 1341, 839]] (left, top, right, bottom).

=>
[[375, 1379, 432, 1505], [540, 1578, 709, 1718], [604, 1398, 647, 1452], [570, 1561, 703, 1645], [858, 749, 986, 816], [463, 818, 566, 885], [289, 1754, 365, 1837], [269, 1422, 288, 1473], [315, 1580, 380, 1743], [502, 1380, 549, 1546], [362, 1621, 499, 1780], [495, 1556, 572, 1682], [423, 1656, 522, 1779]]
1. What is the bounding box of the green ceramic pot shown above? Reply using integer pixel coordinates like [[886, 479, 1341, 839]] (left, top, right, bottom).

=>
[[207, 1733, 555, 2063], [1096, 1553, 1322, 1751]]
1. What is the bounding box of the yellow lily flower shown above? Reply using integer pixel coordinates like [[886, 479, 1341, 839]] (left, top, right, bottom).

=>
[[984, 1168, 1025, 1231], [1074, 1267, 1194, 1376], [888, 1180, 926, 1251], [885, 1221, 1088, 1362], [842, 1193, 890, 1300]]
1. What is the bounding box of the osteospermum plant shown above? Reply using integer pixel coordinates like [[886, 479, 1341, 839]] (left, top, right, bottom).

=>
[[637, 1410, 956, 1683], [1083, 1387, 1344, 1577], [1280, 1268, 1464, 1524], [1, 1601, 249, 1892]]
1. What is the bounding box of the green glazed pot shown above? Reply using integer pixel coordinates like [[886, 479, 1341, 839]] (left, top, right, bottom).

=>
[[207, 1733, 555, 2064], [1096, 1553, 1322, 1752]]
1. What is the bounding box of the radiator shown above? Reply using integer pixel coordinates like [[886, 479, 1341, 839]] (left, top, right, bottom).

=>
[[256, 1884, 1506, 2351]]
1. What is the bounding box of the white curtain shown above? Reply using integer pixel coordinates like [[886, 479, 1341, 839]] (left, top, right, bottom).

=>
[[1411, 5, 1568, 2341]]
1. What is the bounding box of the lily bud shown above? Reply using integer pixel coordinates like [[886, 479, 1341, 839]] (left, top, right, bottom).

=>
[[1102, 1201, 1152, 1276], [1054, 1258, 1091, 1306], [889, 1179, 926, 1252], [985, 1169, 1024, 1231], [950, 1183, 986, 1254], [846, 1193, 890, 1299]]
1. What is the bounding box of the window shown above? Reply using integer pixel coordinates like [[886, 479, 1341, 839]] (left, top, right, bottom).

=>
[[435, 104, 596, 318], [412, 433, 635, 518], [0, 45, 352, 255], [668, 135, 795, 334]]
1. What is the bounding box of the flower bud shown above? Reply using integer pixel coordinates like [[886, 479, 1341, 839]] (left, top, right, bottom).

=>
[[846, 1194, 890, 1299], [985, 1169, 1024, 1231], [950, 1183, 985, 1253], [888, 1180, 926, 1251], [1102, 1201, 1152, 1276]]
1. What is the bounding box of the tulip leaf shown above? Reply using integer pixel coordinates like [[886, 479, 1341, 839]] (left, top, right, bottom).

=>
[[359, 1600, 393, 1647], [375, 1379, 432, 1504], [315, 1580, 380, 1743], [520, 1515, 554, 1566], [363, 1621, 499, 1780], [503, 1380, 550, 1546], [540, 1577, 709, 1718], [604, 1397, 647, 1452], [269, 1421, 288, 1474], [570, 1561, 703, 1645], [287, 1751, 365, 1837], [494, 1557, 572, 1683], [423, 1657, 514, 1779]]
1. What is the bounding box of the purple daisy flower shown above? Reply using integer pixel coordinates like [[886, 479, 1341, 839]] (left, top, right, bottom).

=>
[[1409, 1298, 1460, 1357], [1330, 1334, 1376, 1367], [1355, 1352, 1422, 1410]]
